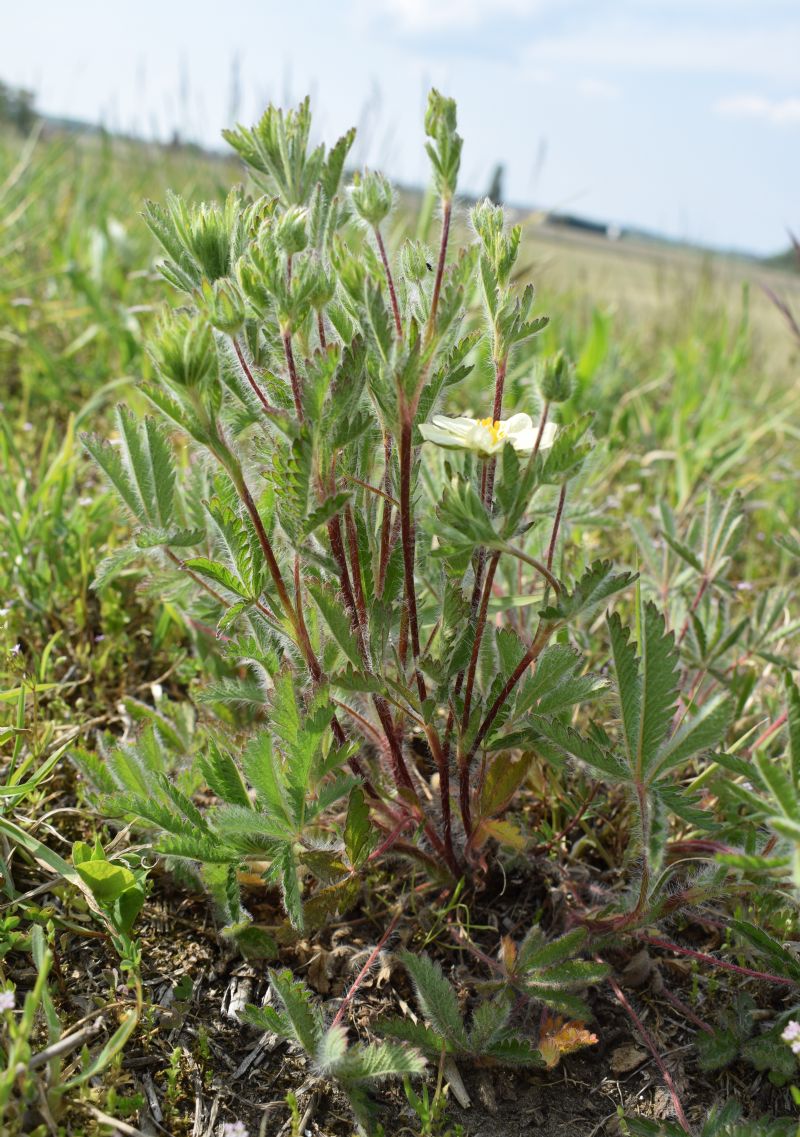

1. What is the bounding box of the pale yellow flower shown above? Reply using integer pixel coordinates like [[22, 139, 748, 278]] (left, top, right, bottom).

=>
[[418, 413, 556, 458]]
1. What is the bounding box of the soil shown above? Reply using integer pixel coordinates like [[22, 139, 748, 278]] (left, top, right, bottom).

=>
[[20, 853, 795, 1137]]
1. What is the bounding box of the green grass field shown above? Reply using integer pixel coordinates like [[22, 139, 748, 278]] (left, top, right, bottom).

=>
[[2, 119, 800, 1137]]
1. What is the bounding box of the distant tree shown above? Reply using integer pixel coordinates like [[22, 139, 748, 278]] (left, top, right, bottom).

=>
[[486, 162, 504, 206], [0, 80, 37, 133]]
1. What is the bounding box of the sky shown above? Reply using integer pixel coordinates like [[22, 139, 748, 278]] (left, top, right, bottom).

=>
[[2, 0, 799, 255]]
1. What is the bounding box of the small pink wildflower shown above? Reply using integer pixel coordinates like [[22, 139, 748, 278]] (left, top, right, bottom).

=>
[[781, 1020, 800, 1055], [0, 989, 16, 1012], [221, 1123, 249, 1137]]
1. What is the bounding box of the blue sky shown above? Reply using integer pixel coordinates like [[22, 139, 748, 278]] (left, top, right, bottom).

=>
[[3, 0, 799, 254]]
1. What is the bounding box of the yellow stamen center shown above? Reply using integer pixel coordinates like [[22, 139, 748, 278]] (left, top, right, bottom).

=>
[[478, 417, 505, 444]]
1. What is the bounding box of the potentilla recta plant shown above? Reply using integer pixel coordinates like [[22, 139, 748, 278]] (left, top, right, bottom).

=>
[[85, 91, 732, 936]]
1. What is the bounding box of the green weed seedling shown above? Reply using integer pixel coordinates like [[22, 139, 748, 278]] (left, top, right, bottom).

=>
[[694, 994, 798, 1088], [242, 968, 425, 1135], [402, 1075, 463, 1137], [72, 836, 148, 946], [0, 925, 137, 1134], [380, 952, 542, 1068]]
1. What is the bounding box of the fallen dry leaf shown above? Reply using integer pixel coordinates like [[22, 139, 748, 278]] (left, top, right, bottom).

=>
[[609, 1043, 648, 1074]]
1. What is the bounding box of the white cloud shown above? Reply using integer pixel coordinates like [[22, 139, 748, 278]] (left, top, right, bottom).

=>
[[523, 23, 800, 84], [375, 0, 545, 33], [576, 78, 621, 100], [713, 94, 800, 125]]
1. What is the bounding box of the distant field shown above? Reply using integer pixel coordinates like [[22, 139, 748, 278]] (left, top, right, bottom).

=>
[[525, 221, 800, 382]]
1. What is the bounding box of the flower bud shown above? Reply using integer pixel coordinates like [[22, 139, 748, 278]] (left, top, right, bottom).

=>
[[275, 206, 309, 255], [400, 240, 432, 283], [540, 351, 575, 404], [199, 277, 246, 335], [307, 264, 336, 311], [350, 170, 393, 227], [150, 313, 217, 392]]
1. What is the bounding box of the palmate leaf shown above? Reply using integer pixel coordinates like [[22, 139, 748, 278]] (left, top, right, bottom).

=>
[[158, 834, 240, 863], [309, 582, 362, 668], [377, 1017, 450, 1056], [636, 600, 680, 777], [205, 490, 267, 598], [648, 693, 733, 781], [467, 993, 513, 1053], [302, 491, 352, 538], [265, 676, 333, 824], [607, 612, 641, 768], [241, 733, 291, 821], [82, 431, 145, 523], [513, 643, 606, 720], [728, 919, 800, 981], [786, 671, 800, 788], [183, 555, 250, 598], [755, 749, 800, 822], [400, 952, 468, 1049], [116, 408, 176, 529], [199, 740, 251, 808], [333, 1040, 426, 1082], [211, 803, 295, 846], [241, 1001, 289, 1037], [92, 545, 143, 589], [263, 841, 304, 930], [607, 599, 682, 783], [517, 927, 588, 971], [106, 790, 195, 838], [533, 717, 629, 782], [485, 1037, 543, 1066], [540, 560, 636, 623], [696, 1027, 739, 1071], [308, 773, 359, 820], [344, 787, 376, 869], [266, 967, 324, 1053]]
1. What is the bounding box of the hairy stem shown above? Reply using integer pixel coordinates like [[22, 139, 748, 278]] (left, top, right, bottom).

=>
[[331, 909, 402, 1030], [376, 434, 394, 598], [605, 970, 691, 1133], [232, 338, 282, 417], [282, 329, 304, 421], [546, 482, 567, 574], [374, 226, 402, 339], [636, 934, 798, 986], [466, 625, 552, 767], [427, 197, 452, 338], [398, 415, 426, 704], [462, 551, 500, 733]]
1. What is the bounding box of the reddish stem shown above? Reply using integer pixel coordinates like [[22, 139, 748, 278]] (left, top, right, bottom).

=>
[[677, 575, 710, 646], [232, 339, 281, 417], [345, 505, 369, 631], [637, 934, 797, 986], [467, 627, 550, 766], [462, 551, 500, 735], [374, 226, 402, 339], [746, 710, 788, 755], [376, 435, 394, 598], [330, 910, 402, 1030], [282, 330, 304, 421], [427, 198, 452, 337], [398, 416, 426, 704], [546, 483, 567, 574], [605, 969, 691, 1133]]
